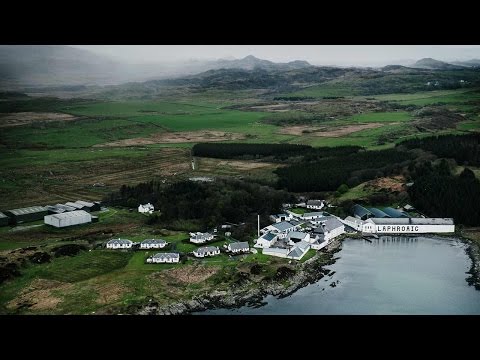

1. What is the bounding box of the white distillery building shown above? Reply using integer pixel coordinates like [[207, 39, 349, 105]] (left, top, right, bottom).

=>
[[140, 239, 167, 249], [193, 246, 220, 258], [227, 242, 250, 254], [286, 231, 311, 246], [312, 217, 345, 242], [138, 203, 154, 214], [306, 200, 324, 210], [342, 216, 366, 231], [189, 232, 215, 244], [362, 218, 455, 234], [269, 213, 293, 223], [302, 212, 331, 225], [106, 239, 133, 249], [44, 210, 92, 228], [147, 253, 179, 263], [255, 232, 279, 248], [262, 221, 298, 239]]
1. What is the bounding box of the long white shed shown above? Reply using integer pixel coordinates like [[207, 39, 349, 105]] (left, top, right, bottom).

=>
[[44, 210, 92, 228]]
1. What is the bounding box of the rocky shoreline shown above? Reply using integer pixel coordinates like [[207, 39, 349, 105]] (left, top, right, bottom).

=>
[[463, 237, 480, 291], [130, 239, 343, 315]]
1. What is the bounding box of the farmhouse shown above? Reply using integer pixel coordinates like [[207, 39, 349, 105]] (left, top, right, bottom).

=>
[[227, 241, 250, 254], [140, 239, 167, 249], [138, 203, 154, 214], [193, 246, 220, 258], [313, 217, 345, 241], [306, 200, 324, 210], [362, 218, 455, 234], [270, 213, 293, 223], [255, 232, 278, 248], [6, 206, 48, 224], [106, 238, 133, 249], [44, 210, 92, 228], [190, 232, 215, 244], [0, 212, 9, 227], [286, 231, 310, 245], [342, 216, 366, 231], [147, 253, 179, 263]]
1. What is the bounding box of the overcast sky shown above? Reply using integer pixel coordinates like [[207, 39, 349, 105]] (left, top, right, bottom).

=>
[[71, 45, 480, 66]]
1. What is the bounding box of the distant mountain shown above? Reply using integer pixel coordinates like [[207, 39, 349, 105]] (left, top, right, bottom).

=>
[[0, 47, 312, 89], [412, 58, 465, 70], [450, 59, 480, 68]]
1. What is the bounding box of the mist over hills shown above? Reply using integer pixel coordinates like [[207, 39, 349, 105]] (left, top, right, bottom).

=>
[[1, 46, 480, 95]]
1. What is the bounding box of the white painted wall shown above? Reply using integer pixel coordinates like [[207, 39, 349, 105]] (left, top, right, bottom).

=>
[[363, 223, 455, 233]]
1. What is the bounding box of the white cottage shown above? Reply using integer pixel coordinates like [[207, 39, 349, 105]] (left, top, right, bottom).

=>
[[140, 239, 167, 249], [269, 213, 293, 223], [193, 246, 220, 258], [189, 232, 215, 244], [227, 241, 250, 254], [106, 238, 133, 249], [306, 200, 324, 210], [138, 203, 154, 214], [147, 253, 179, 263]]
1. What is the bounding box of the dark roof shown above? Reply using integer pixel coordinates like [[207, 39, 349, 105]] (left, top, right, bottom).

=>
[[368, 208, 390, 218], [314, 217, 344, 233], [152, 253, 179, 260], [229, 242, 249, 250], [272, 221, 295, 232], [352, 204, 373, 218], [7, 206, 48, 216], [142, 239, 166, 244], [369, 218, 454, 225], [381, 207, 409, 218], [107, 238, 132, 245], [262, 233, 276, 241]]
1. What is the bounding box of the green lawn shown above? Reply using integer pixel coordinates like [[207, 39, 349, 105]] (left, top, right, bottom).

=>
[[336, 182, 374, 202], [290, 207, 307, 215], [372, 89, 480, 106]]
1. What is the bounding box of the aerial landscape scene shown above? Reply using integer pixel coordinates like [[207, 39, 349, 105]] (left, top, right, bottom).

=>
[[0, 45, 479, 315]]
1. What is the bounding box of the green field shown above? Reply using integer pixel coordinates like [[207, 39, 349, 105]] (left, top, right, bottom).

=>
[[372, 89, 480, 106]]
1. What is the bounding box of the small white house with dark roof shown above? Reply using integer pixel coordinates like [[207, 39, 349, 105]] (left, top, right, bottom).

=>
[[140, 239, 167, 249], [147, 253, 179, 263], [189, 232, 215, 244], [193, 246, 220, 258], [227, 241, 250, 254], [106, 238, 133, 249], [306, 200, 324, 210], [255, 232, 278, 248]]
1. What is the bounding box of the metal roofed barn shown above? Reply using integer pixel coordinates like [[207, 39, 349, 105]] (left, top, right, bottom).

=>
[[368, 208, 391, 218], [6, 206, 48, 223], [381, 207, 410, 218], [0, 212, 9, 227]]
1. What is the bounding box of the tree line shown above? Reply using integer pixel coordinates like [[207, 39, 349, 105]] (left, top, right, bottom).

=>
[[408, 160, 480, 226], [275, 149, 414, 192], [398, 133, 480, 166], [105, 179, 295, 231]]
